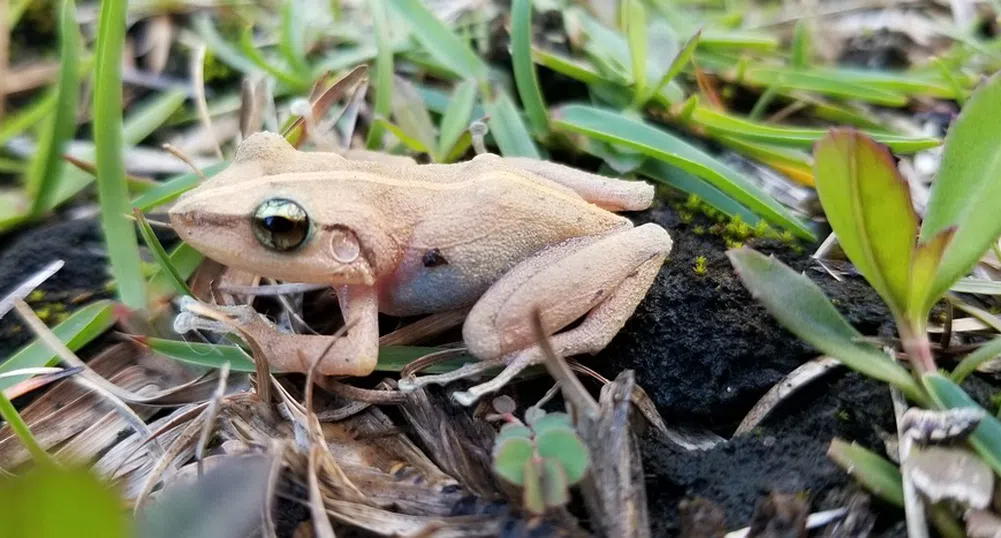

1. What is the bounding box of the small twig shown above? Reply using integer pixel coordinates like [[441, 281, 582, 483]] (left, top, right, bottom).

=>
[[162, 143, 207, 179], [191, 43, 223, 159], [196, 362, 230, 477], [529, 308, 600, 417]]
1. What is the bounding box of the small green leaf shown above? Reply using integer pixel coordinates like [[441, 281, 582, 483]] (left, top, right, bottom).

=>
[[536, 428, 589, 484], [528, 412, 573, 434], [386, 0, 487, 82], [486, 90, 542, 158], [827, 438, 903, 506], [553, 104, 814, 239], [131, 162, 229, 212], [496, 424, 533, 444], [909, 228, 956, 318], [541, 458, 570, 508], [951, 336, 1001, 383], [726, 248, 925, 403], [923, 372, 1001, 476], [0, 301, 116, 392], [436, 79, 477, 161], [921, 71, 1001, 302], [391, 76, 437, 155], [813, 129, 917, 315], [0, 465, 131, 538], [511, 0, 549, 137], [493, 437, 534, 486]]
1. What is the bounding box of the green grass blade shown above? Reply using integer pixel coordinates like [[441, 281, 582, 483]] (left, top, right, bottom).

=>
[[93, 0, 147, 311], [26, 0, 81, 218], [689, 105, 940, 153], [623, 0, 648, 97], [0, 388, 51, 464], [386, 0, 487, 82], [791, 21, 810, 68], [237, 27, 308, 90], [827, 438, 903, 506], [0, 92, 56, 149], [131, 162, 228, 212], [0, 300, 116, 392], [553, 104, 813, 239], [486, 90, 542, 158], [148, 243, 203, 301], [279, 0, 310, 76], [134, 210, 193, 297], [640, 29, 700, 107], [366, 0, 394, 149], [435, 79, 477, 161], [638, 161, 760, 224], [372, 118, 432, 153], [190, 13, 260, 75], [924, 372, 1001, 476], [743, 66, 909, 106], [951, 337, 1001, 383], [511, 0, 549, 137], [727, 248, 926, 403]]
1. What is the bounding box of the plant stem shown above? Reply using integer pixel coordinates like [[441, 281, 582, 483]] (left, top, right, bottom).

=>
[[899, 322, 936, 375]]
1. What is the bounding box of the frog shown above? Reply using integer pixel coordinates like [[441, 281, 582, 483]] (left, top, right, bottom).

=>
[[168, 131, 672, 405]]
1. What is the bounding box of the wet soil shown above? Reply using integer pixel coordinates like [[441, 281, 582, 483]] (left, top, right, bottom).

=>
[[0, 198, 983, 537]]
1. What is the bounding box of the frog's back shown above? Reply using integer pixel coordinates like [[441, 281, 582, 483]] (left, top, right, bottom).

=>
[[377, 169, 632, 316]]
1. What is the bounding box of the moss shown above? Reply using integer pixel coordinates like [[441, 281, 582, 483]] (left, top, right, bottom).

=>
[[693, 256, 708, 276]]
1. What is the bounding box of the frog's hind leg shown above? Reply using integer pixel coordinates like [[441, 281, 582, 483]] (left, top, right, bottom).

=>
[[501, 157, 655, 212], [399, 222, 672, 405]]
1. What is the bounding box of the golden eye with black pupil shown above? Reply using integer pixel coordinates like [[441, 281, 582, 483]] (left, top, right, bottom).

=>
[[252, 198, 309, 251]]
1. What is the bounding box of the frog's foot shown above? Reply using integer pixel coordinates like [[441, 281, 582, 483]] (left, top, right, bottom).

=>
[[172, 289, 381, 377], [396, 356, 505, 392], [448, 223, 672, 406]]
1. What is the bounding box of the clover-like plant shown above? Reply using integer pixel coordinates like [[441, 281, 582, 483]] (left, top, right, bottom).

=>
[[728, 71, 1001, 475], [491, 408, 590, 516]]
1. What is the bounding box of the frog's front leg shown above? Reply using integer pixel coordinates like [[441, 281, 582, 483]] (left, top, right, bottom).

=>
[[175, 285, 380, 376], [398, 223, 672, 405]]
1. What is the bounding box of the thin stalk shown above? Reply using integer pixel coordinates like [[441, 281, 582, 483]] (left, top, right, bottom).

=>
[[898, 321, 936, 375]]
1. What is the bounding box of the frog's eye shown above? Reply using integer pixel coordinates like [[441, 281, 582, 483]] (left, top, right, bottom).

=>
[[252, 198, 310, 251]]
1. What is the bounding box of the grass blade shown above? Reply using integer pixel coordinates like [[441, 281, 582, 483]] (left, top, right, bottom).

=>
[[134, 210, 193, 297], [951, 337, 1001, 383], [386, 0, 487, 82], [554, 103, 814, 239], [952, 278, 1001, 295], [93, 0, 147, 310], [131, 162, 228, 212], [0, 388, 50, 463], [623, 0, 647, 97], [511, 0, 549, 137], [435, 79, 477, 161], [26, 0, 80, 218], [366, 0, 394, 149], [487, 90, 542, 158], [0, 300, 116, 392], [827, 438, 903, 506], [727, 248, 925, 403]]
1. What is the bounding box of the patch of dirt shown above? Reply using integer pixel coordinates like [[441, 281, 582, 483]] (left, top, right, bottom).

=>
[[594, 202, 894, 430], [0, 216, 115, 360]]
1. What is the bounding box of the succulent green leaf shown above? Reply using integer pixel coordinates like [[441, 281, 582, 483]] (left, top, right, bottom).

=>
[[921, 72, 1001, 302], [541, 458, 570, 508], [528, 411, 573, 434], [827, 438, 903, 506], [813, 129, 918, 315], [726, 248, 926, 403], [493, 437, 534, 486], [522, 457, 545, 515], [536, 428, 590, 485], [923, 372, 1001, 476], [496, 424, 533, 445], [909, 228, 956, 318]]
